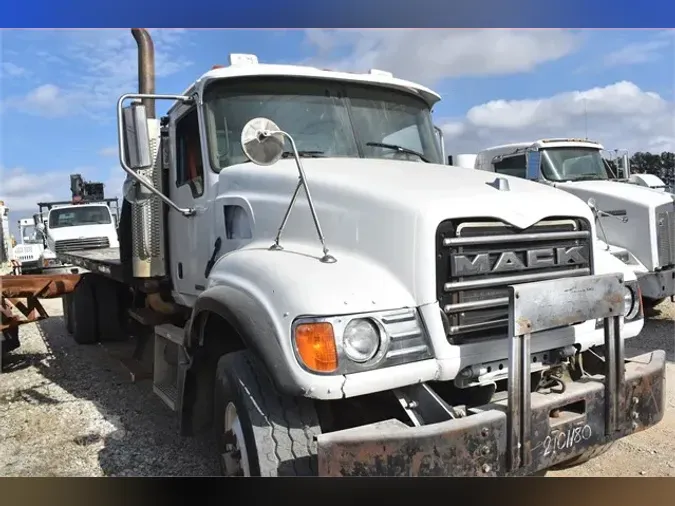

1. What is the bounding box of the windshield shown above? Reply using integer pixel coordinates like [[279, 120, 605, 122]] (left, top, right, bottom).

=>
[[203, 78, 442, 169], [541, 148, 610, 182], [48, 205, 112, 229], [21, 225, 41, 244]]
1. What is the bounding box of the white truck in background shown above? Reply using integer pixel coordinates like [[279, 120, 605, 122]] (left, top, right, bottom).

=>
[[35, 174, 120, 274], [4, 29, 666, 476], [457, 138, 675, 309], [11, 217, 45, 274]]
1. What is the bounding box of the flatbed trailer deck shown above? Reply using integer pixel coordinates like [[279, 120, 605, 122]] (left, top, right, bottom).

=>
[[56, 248, 124, 281]]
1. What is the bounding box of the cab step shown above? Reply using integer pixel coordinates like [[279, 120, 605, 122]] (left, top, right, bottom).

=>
[[152, 323, 188, 412]]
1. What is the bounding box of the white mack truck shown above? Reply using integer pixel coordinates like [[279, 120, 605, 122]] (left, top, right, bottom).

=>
[[462, 139, 675, 310], [3, 29, 665, 477]]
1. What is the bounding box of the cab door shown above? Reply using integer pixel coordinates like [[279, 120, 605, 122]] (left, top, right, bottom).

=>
[[167, 105, 213, 303]]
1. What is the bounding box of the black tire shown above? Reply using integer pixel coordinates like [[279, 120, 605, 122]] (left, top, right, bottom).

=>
[[213, 350, 321, 477], [71, 275, 100, 345], [2, 327, 21, 354], [550, 442, 615, 470], [62, 294, 74, 335], [93, 278, 129, 342]]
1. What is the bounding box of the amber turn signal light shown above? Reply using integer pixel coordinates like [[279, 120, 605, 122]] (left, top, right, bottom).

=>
[[295, 322, 338, 373]]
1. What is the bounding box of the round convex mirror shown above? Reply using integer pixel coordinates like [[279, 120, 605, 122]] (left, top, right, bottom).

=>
[[240, 117, 285, 166]]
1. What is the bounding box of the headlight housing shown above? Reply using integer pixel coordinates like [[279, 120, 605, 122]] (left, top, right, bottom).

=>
[[342, 318, 381, 363], [292, 308, 432, 375]]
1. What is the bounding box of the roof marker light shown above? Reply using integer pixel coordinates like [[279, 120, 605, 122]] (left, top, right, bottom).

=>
[[229, 54, 259, 66]]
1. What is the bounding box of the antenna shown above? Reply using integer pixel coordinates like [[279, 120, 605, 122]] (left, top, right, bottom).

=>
[[583, 97, 588, 140]]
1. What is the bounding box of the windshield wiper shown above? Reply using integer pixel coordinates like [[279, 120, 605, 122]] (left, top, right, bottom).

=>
[[567, 174, 606, 182], [366, 142, 430, 163], [281, 150, 325, 158]]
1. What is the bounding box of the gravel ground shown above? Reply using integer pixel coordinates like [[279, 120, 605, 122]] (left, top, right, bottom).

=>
[[0, 296, 673, 477]]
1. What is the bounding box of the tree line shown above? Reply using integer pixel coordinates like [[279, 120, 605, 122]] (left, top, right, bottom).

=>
[[606, 151, 675, 186]]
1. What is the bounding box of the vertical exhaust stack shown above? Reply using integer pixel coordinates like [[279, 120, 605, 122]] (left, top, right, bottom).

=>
[[621, 153, 631, 180], [129, 28, 167, 280], [131, 28, 156, 118]]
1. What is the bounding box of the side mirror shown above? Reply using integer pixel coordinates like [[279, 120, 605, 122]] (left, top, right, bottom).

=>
[[525, 150, 541, 180], [36, 222, 45, 233], [240, 117, 286, 166], [121, 102, 153, 170], [433, 125, 446, 165]]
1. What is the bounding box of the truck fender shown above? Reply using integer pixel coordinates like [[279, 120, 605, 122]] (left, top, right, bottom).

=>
[[187, 284, 297, 394], [186, 245, 417, 398], [593, 246, 638, 282]]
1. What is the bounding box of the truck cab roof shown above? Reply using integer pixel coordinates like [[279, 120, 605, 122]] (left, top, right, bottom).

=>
[[167, 59, 441, 115]]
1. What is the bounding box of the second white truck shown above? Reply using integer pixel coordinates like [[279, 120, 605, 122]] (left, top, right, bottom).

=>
[[462, 138, 675, 309]]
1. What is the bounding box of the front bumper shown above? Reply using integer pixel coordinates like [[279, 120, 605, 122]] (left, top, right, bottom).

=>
[[317, 349, 666, 476], [638, 267, 675, 299]]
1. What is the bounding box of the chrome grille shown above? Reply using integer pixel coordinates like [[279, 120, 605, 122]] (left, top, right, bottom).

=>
[[380, 308, 432, 366], [436, 218, 592, 343], [656, 208, 675, 267], [54, 237, 109, 253]]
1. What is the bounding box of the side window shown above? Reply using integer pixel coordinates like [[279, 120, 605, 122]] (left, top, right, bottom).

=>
[[175, 108, 205, 198], [494, 155, 527, 178]]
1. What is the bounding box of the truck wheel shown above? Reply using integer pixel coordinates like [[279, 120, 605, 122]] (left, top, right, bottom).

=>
[[550, 442, 615, 470], [71, 275, 99, 345], [62, 294, 74, 335], [2, 327, 21, 354], [94, 278, 128, 342], [213, 350, 321, 477]]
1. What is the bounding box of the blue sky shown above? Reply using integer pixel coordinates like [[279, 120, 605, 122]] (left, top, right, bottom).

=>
[[1, 29, 674, 224]]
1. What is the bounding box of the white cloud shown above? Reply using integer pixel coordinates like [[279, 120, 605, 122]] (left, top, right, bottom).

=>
[[442, 81, 675, 155], [604, 38, 672, 67], [1, 62, 27, 78], [302, 29, 582, 85], [0, 167, 73, 213], [98, 146, 118, 157], [11, 84, 70, 117], [0, 166, 120, 214], [3, 29, 192, 120]]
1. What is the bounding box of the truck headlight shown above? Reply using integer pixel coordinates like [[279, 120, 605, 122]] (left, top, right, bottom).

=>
[[342, 318, 381, 363], [623, 284, 640, 320], [292, 308, 432, 375]]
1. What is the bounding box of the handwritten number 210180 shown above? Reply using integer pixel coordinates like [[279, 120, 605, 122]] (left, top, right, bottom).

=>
[[542, 424, 592, 457]]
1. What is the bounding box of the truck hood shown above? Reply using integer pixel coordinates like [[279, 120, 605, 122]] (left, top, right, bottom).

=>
[[228, 158, 596, 227], [13, 243, 44, 262], [47, 224, 116, 241], [553, 180, 674, 210], [552, 180, 675, 270], [219, 158, 597, 304]]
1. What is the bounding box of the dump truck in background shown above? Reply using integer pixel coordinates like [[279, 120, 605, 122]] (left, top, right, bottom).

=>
[[0, 30, 667, 477], [457, 139, 675, 310]]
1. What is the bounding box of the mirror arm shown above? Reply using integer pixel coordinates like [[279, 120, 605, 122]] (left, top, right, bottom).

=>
[[117, 93, 196, 217], [260, 129, 336, 264]]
